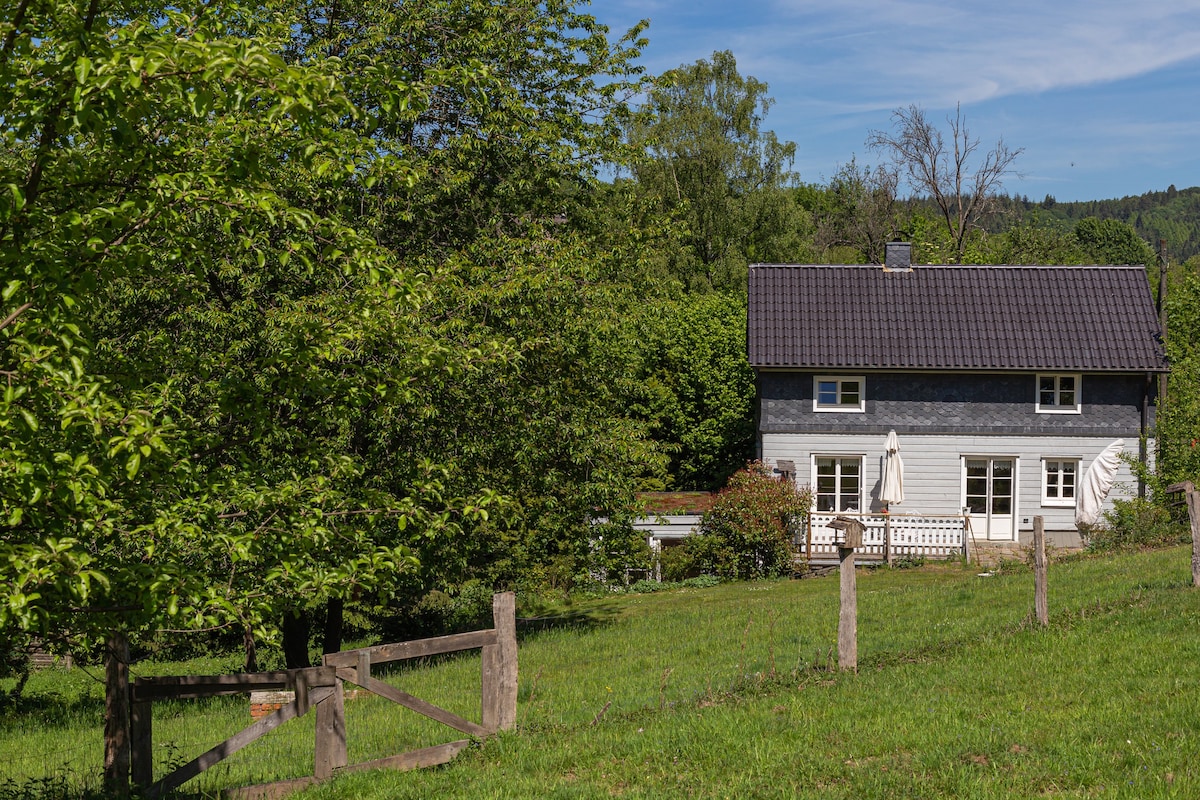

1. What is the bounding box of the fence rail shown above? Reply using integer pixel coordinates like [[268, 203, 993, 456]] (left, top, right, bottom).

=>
[[125, 592, 517, 800], [806, 513, 967, 563]]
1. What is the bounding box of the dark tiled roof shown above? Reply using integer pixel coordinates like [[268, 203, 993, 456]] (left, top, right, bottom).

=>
[[748, 265, 1166, 372]]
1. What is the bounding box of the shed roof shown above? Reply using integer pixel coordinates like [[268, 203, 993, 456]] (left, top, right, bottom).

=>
[[747, 264, 1166, 372]]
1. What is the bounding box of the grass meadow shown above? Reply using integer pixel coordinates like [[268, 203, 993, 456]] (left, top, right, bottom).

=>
[[3, 545, 1199, 798]]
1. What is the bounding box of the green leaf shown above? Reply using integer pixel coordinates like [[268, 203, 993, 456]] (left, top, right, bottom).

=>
[[74, 56, 92, 84]]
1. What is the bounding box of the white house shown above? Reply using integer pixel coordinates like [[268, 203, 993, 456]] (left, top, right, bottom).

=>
[[748, 243, 1166, 560]]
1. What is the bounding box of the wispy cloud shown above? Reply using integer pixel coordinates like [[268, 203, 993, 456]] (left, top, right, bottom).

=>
[[760, 0, 1200, 110], [599, 0, 1200, 200]]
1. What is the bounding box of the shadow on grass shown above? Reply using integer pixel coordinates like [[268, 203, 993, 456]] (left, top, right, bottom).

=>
[[515, 600, 622, 641], [0, 691, 105, 730]]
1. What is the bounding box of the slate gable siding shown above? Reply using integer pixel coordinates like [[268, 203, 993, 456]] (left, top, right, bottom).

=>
[[759, 371, 1151, 437]]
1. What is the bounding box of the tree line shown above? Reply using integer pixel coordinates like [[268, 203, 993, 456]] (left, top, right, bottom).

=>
[[2, 1, 1197, 709]]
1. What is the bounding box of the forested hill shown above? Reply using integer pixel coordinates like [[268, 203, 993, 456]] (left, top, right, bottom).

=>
[[993, 186, 1200, 262]]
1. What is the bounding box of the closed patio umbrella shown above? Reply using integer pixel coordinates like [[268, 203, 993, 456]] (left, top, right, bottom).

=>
[[1075, 439, 1125, 528], [1080, 441, 1123, 527], [881, 430, 905, 507]]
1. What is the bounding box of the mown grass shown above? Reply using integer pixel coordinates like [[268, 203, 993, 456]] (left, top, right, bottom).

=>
[[3, 546, 1198, 798]]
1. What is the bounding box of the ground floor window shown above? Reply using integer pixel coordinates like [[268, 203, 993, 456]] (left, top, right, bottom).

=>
[[1042, 459, 1079, 506], [814, 456, 862, 512]]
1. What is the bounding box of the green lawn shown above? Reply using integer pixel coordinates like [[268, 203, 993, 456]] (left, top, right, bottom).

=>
[[4, 547, 1198, 798]]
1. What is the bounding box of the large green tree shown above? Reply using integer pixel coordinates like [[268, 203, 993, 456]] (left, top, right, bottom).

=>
[[1074, 217, 1157, 266], [2, 0, 664, 712], [627, 293, 756, 491], [625, 50, 807, 292]]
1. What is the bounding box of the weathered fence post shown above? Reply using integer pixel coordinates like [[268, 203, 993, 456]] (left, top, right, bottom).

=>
[[1187, 491, 1200, 587], [130, 690, 153, 790], [1033, 516, 1048, 626], [103, 631, 131, 796], [829, 517, 863, 672], [314, 667, 347, 780], [482, 592, 518, 732]]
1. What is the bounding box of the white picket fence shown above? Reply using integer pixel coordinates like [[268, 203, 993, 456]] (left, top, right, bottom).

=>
[[805, 512, 967, 563]]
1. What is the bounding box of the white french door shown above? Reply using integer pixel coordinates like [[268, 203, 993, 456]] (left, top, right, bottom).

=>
[[964, 457, 1016, 541]]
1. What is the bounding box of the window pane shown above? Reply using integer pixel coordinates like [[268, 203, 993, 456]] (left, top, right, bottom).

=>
[[992, 496, 1011, 515], [993, 460, 1013, 478], [817, 382, 838, 405], [840, 381, 860, 406], [966, 497, 987, 514], [1059, 389, 1075, 407], [1059, 376, 1075, 393], [1046, 466, 1061, 498]]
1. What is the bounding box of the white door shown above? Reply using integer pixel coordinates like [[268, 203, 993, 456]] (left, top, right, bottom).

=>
[[964, 458, 1016, 540]]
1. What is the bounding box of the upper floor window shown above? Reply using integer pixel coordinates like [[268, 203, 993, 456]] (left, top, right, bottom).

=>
[[1036, 373, 1081, 414], [814, 376, 865, 412]]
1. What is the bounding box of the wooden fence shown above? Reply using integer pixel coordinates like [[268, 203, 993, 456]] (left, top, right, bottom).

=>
[[127, 592, 517, 799], [806, 512, 967, 564]]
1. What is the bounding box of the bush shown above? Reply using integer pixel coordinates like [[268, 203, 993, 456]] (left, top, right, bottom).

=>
[[586, 521, 654, 587], [626, 575, 721, 594], [1085, 497, 1187, 553], [684, 462, 812, 581]]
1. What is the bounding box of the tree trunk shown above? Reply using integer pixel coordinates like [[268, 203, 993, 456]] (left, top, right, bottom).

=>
[[243, 624, 258, 673], [322, 597, 344, 656], [281, 610, 311, 669]]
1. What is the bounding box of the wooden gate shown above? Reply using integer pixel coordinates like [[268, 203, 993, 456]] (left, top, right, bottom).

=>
[[129, 593, 517, 799]]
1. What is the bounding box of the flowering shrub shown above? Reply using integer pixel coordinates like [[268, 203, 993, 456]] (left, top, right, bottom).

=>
[[668, 462, 811, 581]]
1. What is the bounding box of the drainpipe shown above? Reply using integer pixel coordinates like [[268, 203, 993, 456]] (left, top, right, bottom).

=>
[[1139, 372, 1152, 499]]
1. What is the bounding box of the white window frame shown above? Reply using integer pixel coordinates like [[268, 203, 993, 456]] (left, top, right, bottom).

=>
[[1036, 373, 1081, 414], [813, 376, 865, 413], [1041, 458, 1080, 507], [812, 455, 864, 513]]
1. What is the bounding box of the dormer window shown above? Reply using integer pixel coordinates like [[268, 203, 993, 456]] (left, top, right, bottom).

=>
[[1036, 374, 1081, 414], [814, 376, 865, 412]]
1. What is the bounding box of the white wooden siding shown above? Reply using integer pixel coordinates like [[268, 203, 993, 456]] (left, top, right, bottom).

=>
[[762, 432, 1144, 536], [632, 515, 702, 545]]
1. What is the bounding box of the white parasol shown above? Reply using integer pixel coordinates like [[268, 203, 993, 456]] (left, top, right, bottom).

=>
[[880, 430, 905, 506], [1075, 439, 1125, 528]]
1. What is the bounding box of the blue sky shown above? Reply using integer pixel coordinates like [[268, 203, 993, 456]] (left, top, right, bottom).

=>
[[599, 0, 1200, 202]]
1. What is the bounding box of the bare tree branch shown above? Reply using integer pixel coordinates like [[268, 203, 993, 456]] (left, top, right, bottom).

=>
[[867, 104, 1022, 263]]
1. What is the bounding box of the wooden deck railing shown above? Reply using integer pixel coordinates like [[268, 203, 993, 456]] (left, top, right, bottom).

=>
[[806, 513, 967, 563], [128, 593, 517, 800]]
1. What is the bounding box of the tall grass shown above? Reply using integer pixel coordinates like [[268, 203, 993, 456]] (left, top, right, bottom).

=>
[[2, 547, 1195, 798]]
